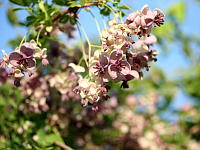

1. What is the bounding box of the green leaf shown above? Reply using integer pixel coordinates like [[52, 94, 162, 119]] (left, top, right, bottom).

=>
[[59, 15, 69, 24], [79, 0, 85, 5], [7, 8, 18, 25], [26, 15, 37, 26], [167, 2, 186, 22], [9, 0, 37, 6], [38, 1, 49, 21], [153, 23, 175, 41], [12, 8, 27, 12], [69, 1, 80, 7], [52, 0, 70, 6], [100, 7, 111, 16], [112, 0, 120, 6], [36, 129, 64, 147], [117, 5, 130, 10]]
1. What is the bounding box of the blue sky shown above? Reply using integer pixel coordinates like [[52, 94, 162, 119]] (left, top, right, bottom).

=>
[[0, 0, 199, 120]]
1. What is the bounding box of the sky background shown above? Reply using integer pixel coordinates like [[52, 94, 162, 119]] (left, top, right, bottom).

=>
[[0, 0, 199, 121]]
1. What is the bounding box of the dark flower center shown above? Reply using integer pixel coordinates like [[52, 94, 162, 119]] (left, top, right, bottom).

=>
[[93, 63, 106, 76], [154, 14, 164, 27], [18, 57, 33, 68], [18, 58, 28, 66], [27, 77, 42, 90], [114, 61, 126, 72]]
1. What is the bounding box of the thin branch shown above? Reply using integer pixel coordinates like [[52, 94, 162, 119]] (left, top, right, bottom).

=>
[[54, 141, 74, 150], [53, 2, 99, 22]]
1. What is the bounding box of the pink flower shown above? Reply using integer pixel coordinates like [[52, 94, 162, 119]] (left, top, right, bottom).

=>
[[0, 59, 7, 68], [127, 50, 158, 73], [9, 43, 36, 69], [109, 49, 123, 64], [141, 5, 155, 29], [141, 5, 164, 33], [143, 34, 157, 45], [42, 58, 49, 65], [108, 50, 131, 82], [108, 59, 130, 82], [134, 34, 157, 51], [26, 76, 42, 90], [108, 50, 139, 82], [125, 12, 141, 29], [91, 53, 111, 82], [153, 8, 165, 27], [0, 68, 8, 83]]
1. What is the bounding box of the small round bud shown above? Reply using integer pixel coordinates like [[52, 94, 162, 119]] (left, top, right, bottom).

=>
[[85, 7, 90, 12]]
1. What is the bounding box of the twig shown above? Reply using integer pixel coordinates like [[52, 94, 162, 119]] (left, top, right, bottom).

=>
[[53, 2, 99, 22], [54, 141, 74, 150]]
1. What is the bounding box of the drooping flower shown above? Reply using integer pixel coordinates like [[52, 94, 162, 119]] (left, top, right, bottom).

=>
[[125, 12, 141, 30], [9, 42, 38, 70], [108, 50, 139, 82], [0, 50, 9, 68], [47, 71, 79, 101], [108, 59, 130, 82], [20, 75, 50, 113], [0, 68, 8, 83], [127, 50, 158, 73], [140, 5, 165, 34], [74, 77, 102, 106], [134, 34, 157, 51], [152, 8, 165, 27], [101, 24, 133, 51], [90, 52, 111, 82], [0, 40, 49, 86], [141, 5, 155, 29]]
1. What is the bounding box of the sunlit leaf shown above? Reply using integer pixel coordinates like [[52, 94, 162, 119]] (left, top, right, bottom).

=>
[[153, 23, 175, 41], [167, 2, 186, 22], [9, 0, 37, 6], [7, 8, 18, 25]]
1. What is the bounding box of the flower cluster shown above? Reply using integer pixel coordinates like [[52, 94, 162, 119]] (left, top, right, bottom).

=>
[[19, 75, 49, 114], [75, 5, 164, 106], [47, 71, 79, 101], [0, 40, 48, 86], [0, 68, 9, 84], [74, 77, 110, 108], [125, 5, 164, 35]]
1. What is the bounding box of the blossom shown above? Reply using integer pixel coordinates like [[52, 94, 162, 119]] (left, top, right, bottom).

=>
[[42, 58, 49, 65], [140, 5, 165, 33], [0, 50, 9, 68], [125, 12, 141, 30], [47, 71, 79, 102], [73, 5, 164, 106], [108, 50, 139, 82], [20, 75, 49, 113], [140, 5, 155, 29], [127, 50, 158, 73], [0, 40, 49, 86], [134, 34, 157, 51], [74, 78, 102, 106], [0, 68, 8, 83], [108, 59, 130, 82], [101, 24, 133, 51], [0, 59, 7, 68], [9, 44, 36, 69], [152, 8, 165, 27], [90, 52, 111, 82]]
